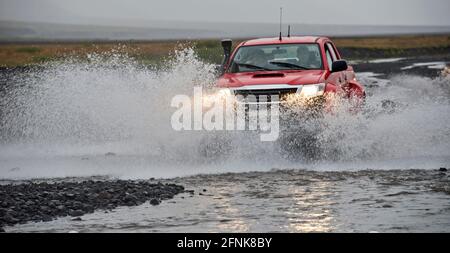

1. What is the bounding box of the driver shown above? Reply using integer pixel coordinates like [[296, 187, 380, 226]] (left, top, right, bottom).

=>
[[297, 46, 321, 69]]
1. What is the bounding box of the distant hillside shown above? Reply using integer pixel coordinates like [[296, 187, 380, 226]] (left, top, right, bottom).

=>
[[0, 20, 219, 42], [1, 19, 450, 42]]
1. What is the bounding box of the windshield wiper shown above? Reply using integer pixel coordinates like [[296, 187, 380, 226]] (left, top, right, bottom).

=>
[[269, 61, 310, 70], [236, 63, 271, 71]]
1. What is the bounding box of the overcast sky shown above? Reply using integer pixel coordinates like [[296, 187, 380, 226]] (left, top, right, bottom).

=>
[[1, 0, 450, 26]]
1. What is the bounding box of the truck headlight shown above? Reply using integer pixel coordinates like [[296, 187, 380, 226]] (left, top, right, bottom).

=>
[[203, 88, 233, 107], [216, 88, 232, 99], [298, 83, 325, 97]]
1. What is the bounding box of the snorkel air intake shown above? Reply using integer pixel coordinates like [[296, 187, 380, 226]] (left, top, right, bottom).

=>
[[220, 39, 232, 75]]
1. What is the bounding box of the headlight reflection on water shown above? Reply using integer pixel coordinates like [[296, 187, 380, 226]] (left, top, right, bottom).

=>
[[284, 180, 335, 232]]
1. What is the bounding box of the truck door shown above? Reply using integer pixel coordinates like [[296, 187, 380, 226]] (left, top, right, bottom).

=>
[[325, 42, 349, 96]]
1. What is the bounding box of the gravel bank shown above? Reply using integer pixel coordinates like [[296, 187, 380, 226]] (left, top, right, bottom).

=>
[[0, 180, 185, 231]]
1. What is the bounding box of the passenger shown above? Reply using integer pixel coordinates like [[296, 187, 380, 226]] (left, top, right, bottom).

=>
[[245, 48, 268, 67]]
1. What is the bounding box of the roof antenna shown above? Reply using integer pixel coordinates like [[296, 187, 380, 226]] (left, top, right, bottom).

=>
[[288, 25, 291, 38], [279, 7, 283, 41]]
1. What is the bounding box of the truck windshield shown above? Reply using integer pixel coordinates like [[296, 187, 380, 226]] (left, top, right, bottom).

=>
[[229, 43, 322, 73]]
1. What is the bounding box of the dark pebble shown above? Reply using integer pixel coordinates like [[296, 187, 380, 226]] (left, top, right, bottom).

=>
[[124, 194, 138, 203], [42, 216, 53, 222], [69, 210, 85, 217], [25, 200, 34, 206], [98, 191, 111, 199], [439, 168, 447, 172], [72, 217, 82, 221], [65, 193, 76, 199], [149, 198, 160, 206]]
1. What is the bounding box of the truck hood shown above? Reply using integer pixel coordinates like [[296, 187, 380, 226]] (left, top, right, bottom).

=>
[[217, 70, 326, 88]]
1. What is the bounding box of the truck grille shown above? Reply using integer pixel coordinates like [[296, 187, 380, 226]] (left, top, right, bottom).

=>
[[233, 88, 298, 103]]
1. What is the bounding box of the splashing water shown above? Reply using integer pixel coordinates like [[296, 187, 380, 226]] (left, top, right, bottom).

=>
[[0, 49, 449, 179]]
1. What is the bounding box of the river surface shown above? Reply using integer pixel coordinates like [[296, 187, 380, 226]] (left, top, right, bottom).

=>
[[1, 51, 449, 232]]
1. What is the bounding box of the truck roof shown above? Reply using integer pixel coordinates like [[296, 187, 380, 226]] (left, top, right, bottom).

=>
[[242, 36, 327, 46]]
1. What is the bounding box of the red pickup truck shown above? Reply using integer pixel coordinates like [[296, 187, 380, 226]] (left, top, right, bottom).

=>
[[216, 36, 365, 108]]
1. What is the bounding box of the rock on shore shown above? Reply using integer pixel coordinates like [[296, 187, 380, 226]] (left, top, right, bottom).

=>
[[0, 180, 185, 229]]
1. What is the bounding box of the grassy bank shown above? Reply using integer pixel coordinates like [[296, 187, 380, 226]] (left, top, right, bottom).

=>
[[336, 35, 450, 59], [0, 34, 449, 67]]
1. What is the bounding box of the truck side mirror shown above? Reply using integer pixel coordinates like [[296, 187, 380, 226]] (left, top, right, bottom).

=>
[[331, 60, 348, 73], [220, 39, 232, 75]]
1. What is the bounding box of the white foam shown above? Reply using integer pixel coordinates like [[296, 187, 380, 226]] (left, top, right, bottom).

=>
[[1, 50, 449, 180], [401, 61, 447, 70], [369, 58, 406, 64]]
